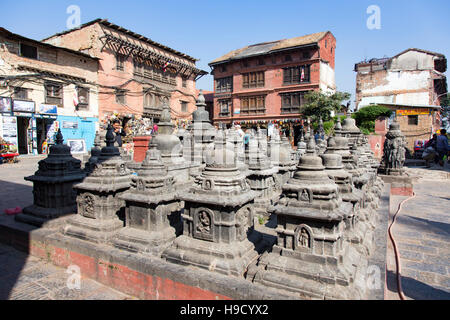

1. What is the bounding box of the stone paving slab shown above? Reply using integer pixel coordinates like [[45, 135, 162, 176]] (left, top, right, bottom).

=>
[[386, 168, 450, 300], [0, 243, 135, 300]]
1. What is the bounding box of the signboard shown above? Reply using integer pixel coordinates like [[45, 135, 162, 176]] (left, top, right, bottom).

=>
[[396, 108, 430, 116], [62, 121, 78, 129], [0, 96, 12, 113], [13, 100, 35, 113], [38, 104, 58, 114], [234, 108, 240, 114], [67, 139, 86, 154], [1, 116, 18, 149]]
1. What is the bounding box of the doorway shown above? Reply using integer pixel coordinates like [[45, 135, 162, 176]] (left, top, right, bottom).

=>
[[17, 116, 31, 155], [36, 118, 55, 154]]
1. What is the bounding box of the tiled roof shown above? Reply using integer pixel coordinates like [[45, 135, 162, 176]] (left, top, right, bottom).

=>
[[209, 31, 330, 65], [41, 18, 199, 62]]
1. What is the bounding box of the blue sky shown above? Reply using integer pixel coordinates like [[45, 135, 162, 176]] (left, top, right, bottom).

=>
[[3, 0, 449, 108]]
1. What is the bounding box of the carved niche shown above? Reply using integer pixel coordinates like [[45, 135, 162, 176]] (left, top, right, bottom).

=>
[[194, 208, 214, 241], [80, 193, 96, 219], [294, 225, 313, 251]]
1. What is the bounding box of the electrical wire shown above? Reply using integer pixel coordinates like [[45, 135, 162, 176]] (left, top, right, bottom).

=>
[[387, 191, 417, 300]]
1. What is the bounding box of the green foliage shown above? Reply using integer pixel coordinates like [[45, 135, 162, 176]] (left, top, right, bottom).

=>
[[301, 91, 351, 122], [323, 121, 335, 135], [353, 105, 392, 134], [258, 215, 265, 225]]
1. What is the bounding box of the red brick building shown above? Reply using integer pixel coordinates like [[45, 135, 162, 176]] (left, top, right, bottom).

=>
[[208, 31, 336, 137], [42, 19, 207, 128]]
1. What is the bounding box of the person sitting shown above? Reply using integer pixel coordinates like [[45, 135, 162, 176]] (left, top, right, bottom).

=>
[[422, 145, 436, 168]]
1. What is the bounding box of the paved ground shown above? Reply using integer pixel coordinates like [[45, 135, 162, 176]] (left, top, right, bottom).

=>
[[0, 242, 134, 300], [1, 155, 449, 300], [385, 162, 450, 300], [0, 155, 135, 300]]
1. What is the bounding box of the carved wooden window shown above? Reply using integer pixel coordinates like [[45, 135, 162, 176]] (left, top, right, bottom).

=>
[[133, 59, 144, 75], [240, 96, 265, 115], [116, 54, 125, 71], [215, 77, 233, 93], [283, 65, 310, 85], [44, 82, 63, 106], [280, 91, 308, 113], [219, 99, 231, 116], [242, 71, 264, 89]]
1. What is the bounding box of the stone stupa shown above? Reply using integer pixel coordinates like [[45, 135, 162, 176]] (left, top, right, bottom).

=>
[[162, 129, 263, 277], [112, 133, 182, 255], [63, 124, 132, 244], [251, 135, 368, 299], [16, 129, 85, 227]]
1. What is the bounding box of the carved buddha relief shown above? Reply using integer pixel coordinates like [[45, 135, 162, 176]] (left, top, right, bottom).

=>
[[298, 228, 310, 248], [194, 209, 213, 241], [136, 179, 146, 191], [299, 189, 311, 202], [81, 194, 95, 219]]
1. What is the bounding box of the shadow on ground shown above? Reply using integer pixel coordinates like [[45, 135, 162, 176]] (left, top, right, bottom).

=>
[[0, 180, 33, 299], [386, 270, 450, 300]]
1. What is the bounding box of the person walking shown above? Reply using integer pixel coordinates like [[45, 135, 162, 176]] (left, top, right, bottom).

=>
[[243, 129, 250, 152], [436, 129, 449, 167]]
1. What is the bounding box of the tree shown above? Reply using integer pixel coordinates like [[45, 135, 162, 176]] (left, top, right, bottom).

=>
[[300, 90, 351, 122], [353, 105, 393, 134], [440, 93, 450, 131]]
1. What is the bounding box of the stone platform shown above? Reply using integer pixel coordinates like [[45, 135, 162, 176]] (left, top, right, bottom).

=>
[[0, 183, 389, 300]]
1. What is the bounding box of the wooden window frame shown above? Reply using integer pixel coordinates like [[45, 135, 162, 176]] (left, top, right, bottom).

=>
[[240, 96, 265, 115], [76, 87, 89, 110], [242, 71, 264, 89], [407, 115, 419, 126], [44, 81, 63, 106], [283, 65, 311, 85], [13, 87, 29, 100], [218, 99, 231, 117], [116, 54, 125, 71], [19, 43, 38, 60], [280, 91, 308, 114], [215, 77, 233, 93], [115, 89, 126, 105]]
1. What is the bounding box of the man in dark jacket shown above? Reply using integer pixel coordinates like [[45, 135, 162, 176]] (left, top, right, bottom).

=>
[[436, 129, 449, 166], [112, 119, 126, 147]]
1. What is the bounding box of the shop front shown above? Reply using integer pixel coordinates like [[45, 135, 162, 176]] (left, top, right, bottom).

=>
[[0, 98, 60, 155], [58, 115, 98, 154]]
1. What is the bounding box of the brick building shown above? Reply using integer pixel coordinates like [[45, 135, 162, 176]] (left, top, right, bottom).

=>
[[42, 19, 207, 131], [0, 27, 99, 155], [374, 103, 441, 154], [355, 48, 447, 109], [208, 31, 336, 141], [354, 48, 447, 153]]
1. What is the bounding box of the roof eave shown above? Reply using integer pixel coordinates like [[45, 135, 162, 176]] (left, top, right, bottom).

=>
[[209, 43, 319, 67]]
